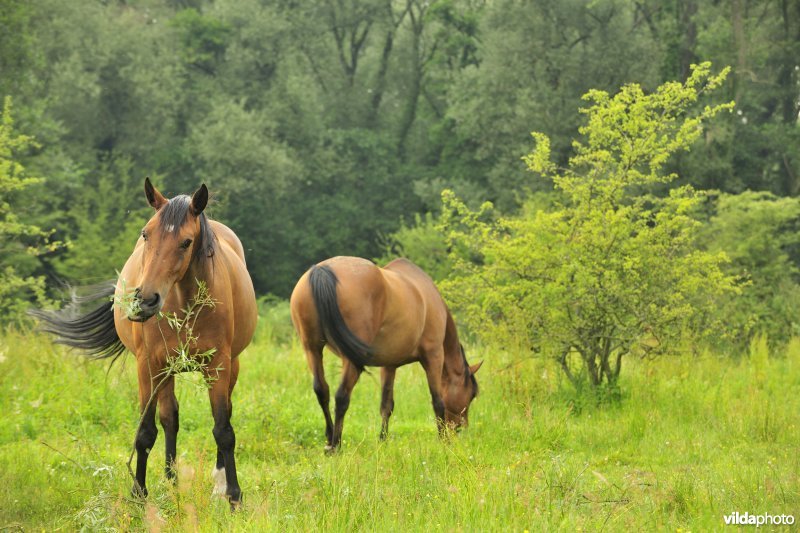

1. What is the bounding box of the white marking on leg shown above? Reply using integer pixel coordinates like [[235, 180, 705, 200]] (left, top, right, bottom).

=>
[[212, 467, 227, 496]]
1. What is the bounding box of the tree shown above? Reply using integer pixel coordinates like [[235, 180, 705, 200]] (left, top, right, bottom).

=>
[[6, 0, 800, 306], [443, 0, 662, 210], [441, 63, 738, 390], [0, 97, 60, 322], [51, 157, 151, 285], [701, 191, 800, 349]]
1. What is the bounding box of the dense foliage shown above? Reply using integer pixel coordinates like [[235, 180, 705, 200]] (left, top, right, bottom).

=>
[[701, 191, 800, 348], [441, 64, 739, 388], [2, 0, 800, 356], [0, 98, 59, 322]]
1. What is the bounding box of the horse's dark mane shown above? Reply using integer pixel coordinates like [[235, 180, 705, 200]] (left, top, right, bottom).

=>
[[158, 195, 216, 263], [460, 343, 479, 398], [470, 370, 479, 398]]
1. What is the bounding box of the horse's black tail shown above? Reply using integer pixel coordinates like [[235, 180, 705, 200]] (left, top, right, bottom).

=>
[[308, 265, 371, 371], [29, 282, 126, 363]]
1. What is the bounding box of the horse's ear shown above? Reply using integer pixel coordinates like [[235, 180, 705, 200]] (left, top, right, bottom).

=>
[[144, 177, 167, 210], [191, 183, 209, 216], [469, 360, 483, 374]]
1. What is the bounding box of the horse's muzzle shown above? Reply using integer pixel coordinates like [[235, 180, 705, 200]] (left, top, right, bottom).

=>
[[129, 291, 161, 322]]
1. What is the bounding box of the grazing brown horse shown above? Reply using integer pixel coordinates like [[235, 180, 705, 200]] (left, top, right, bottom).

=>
[[34, 178, 257, 508], [290, 256, 481, 451]]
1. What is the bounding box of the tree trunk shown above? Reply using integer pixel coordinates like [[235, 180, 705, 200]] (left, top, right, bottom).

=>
[[678, 0, 698, 80], [583, 350, 601, 388], [731, 0, 747, 104], [368, 29, 394, 128], [397, 4, 424, 160], [777, 0, 800, 194]]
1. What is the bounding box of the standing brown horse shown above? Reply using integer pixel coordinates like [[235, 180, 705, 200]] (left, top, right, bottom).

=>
[[290, 256, 481, 451], [34, 178, 257, 508]]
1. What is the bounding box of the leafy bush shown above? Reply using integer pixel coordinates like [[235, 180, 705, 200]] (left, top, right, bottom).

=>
[[255, 296, 294, 347], [0, 97, 60, 323], [441, 63, 738, 390], [51, 157, 151, 285], [702, 191, 800, 349], [377, 213, 452, 281]]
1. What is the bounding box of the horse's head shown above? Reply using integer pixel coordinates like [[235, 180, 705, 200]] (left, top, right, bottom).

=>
[[128, 178, 213, 322], [444, 349, 482, 429]]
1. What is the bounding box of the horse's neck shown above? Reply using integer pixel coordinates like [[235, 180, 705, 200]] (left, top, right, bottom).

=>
[[175, 260, 215, 300]]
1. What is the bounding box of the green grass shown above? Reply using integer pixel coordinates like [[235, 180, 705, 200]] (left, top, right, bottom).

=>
[[0, 322, 798, 531]]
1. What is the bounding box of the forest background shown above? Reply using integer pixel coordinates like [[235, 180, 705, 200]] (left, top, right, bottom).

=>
[[3, 0, 800, 349]]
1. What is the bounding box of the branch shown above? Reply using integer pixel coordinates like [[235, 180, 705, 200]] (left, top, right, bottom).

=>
[[41, 441, 88, 473], [614, 350, 625, 379], [558, 347, 579, 387]]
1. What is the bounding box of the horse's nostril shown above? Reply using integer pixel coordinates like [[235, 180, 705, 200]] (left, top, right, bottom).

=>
[[140, 292, 160, 310]]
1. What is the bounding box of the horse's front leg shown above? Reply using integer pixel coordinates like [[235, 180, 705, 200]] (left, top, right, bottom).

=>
[[213, 357, 238, 497], [133, 357, 160, 497], [419, 348, 446, 436], [158, 377, 179, 481], [206, 351, 241, 510]]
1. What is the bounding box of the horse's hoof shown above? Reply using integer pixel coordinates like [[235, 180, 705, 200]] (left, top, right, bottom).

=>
[[324, 444, 338, 455], [227, 488, 242, 511], [212, 467, 227, 496], [131, 483, 148, 499]]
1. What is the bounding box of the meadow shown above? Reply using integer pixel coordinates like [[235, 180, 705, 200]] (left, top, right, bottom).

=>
[[1, 304, 798, 531]]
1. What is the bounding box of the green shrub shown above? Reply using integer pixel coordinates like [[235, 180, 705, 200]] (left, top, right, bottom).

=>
[[441, 63, 738, 390], [701, 191, 800, 350], [0, 97, 61, 324], [255, 296, 294, 347], [378, 213, 452, 281]]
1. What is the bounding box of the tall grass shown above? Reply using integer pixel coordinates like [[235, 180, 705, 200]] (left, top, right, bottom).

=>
[[0, 315, 798, 530]]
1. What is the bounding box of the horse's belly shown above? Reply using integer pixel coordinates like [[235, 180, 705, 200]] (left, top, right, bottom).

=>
[[367, 326, 423, 366], [366, 350, 419, 367]]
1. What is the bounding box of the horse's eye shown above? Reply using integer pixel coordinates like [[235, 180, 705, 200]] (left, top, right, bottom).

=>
[[141, 230, 148, 241], [180, 238, 193, 249]]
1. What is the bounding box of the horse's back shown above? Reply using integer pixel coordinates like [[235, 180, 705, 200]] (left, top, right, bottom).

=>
[[383, 258, 438, 291], [210, 220, 247, 263], [382, 258, 448, 351], [291, 256, 447, 366], [211, 221, 257, 357], [291, 256, 386, 348], [383, 258, 446, 318]]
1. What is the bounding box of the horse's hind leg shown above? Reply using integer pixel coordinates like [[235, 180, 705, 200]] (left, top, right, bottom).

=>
[[158, 377, 179, 481], [379, 367, 397, 441], [303, 343, 334, 448], [213, 356, 238, 497], [331, 358, 361, 451]]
